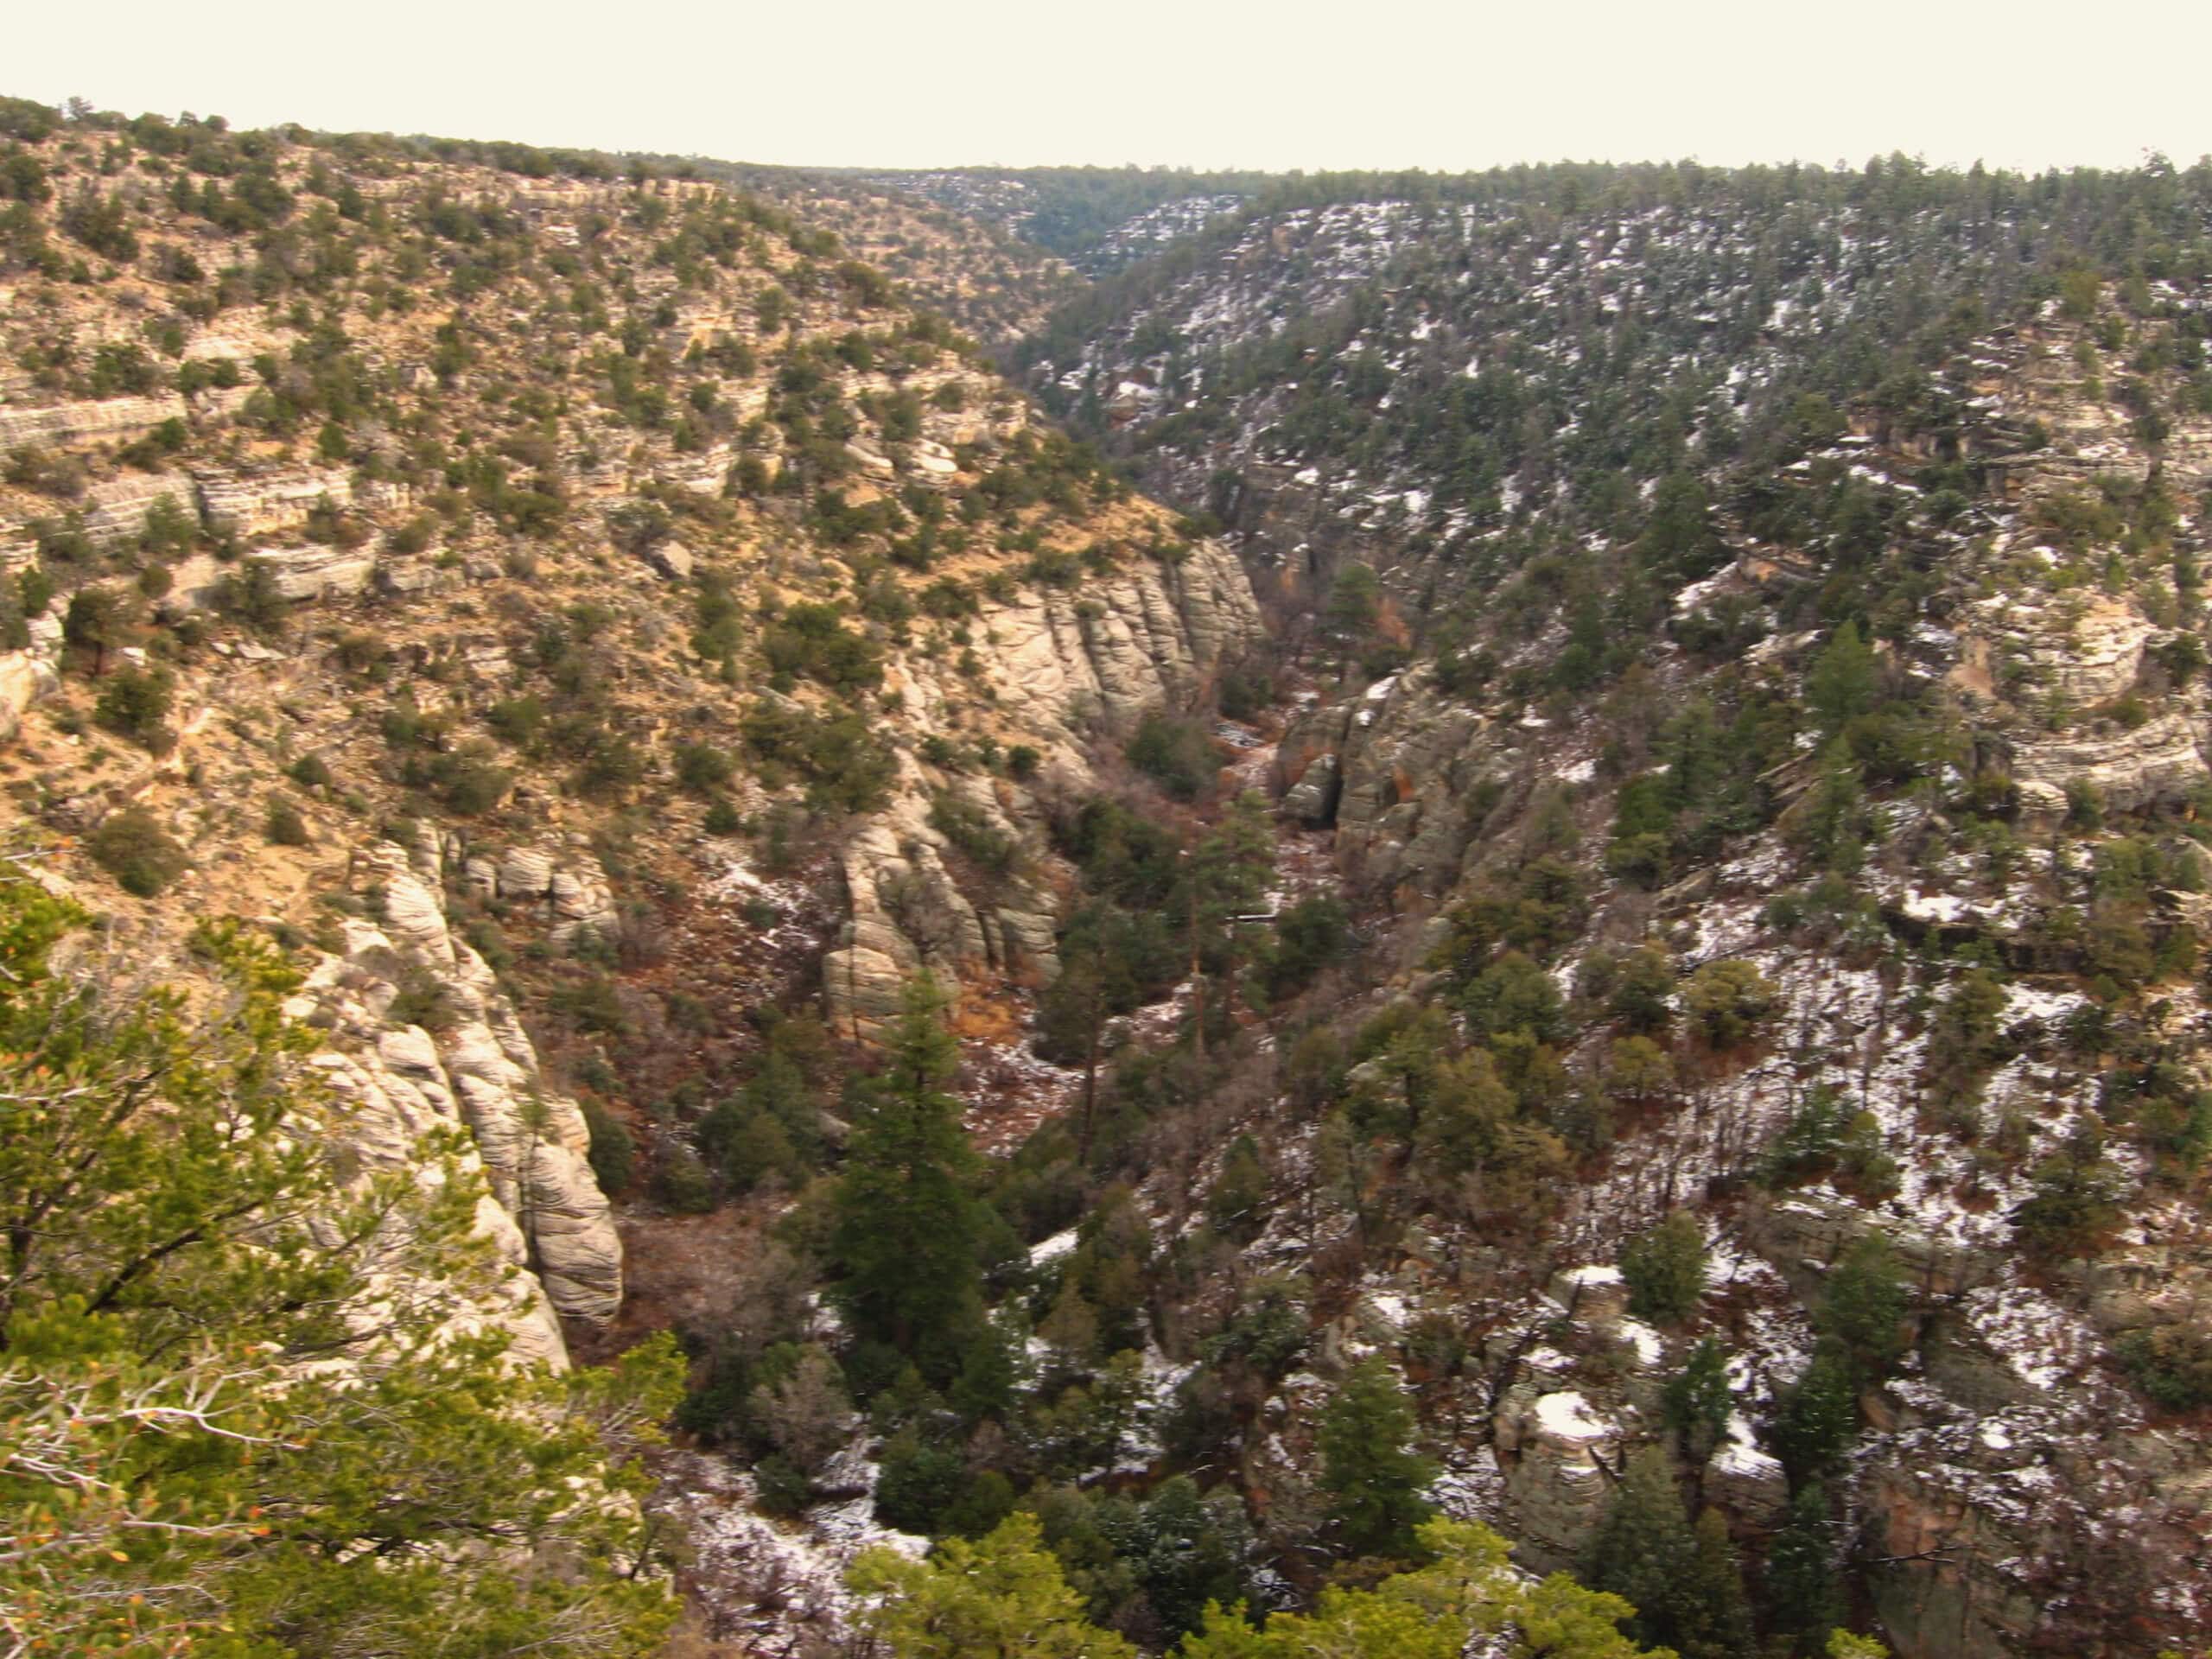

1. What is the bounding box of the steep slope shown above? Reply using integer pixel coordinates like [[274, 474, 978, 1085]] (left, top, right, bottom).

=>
[[634, 154, 1083, 341], [16, 95, 2212, 1659], [0, 99, 1257, 1369], [850, 166, 1269, 275], [1005, 160, 2212, 1657]]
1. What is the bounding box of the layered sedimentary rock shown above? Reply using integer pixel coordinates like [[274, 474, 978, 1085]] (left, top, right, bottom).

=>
[[2012, 709, 2207, 817], [823, 540, 1262, 1039], [0, 392, 188, 449], [290, 836, 624, 1332]]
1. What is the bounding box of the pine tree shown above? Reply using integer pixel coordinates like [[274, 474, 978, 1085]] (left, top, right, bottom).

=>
[[1206, 1132, 1271, 1241], [1771, 1350, 1859, 1484], [1589, 1450, 1753, 1657], [1764, 1482, 1844, 1649], [849, 1512, 1139, 1659], [1796, 739, 1868, 874], [0, 876, 684, 1657], [1622, 1209, 1708, 1324], [1587, 1446, 1699, 1652], [1806, 620, 1879, 734], [1663, 1337, 1734, 1463], [1319, 1357, 1437, 1561], [1820, 1233, 1909, 1378], [1184, 790, 1274, 1057], [1681, 1506, 1757, 1658], [1175, 1517, 1669, 1658], [829, 974, 983, 1374]]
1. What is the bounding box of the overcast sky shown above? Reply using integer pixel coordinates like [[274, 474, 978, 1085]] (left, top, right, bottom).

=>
[[14, 0, 2210, 175]]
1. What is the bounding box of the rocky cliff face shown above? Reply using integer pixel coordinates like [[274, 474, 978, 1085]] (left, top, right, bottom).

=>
[[1005, 162, 2212, 1656], [825, 539, 1262, 1038], [0, 117, 1266, 1371]]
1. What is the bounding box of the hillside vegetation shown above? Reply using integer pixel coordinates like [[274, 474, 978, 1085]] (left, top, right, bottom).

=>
[[7, 88, 2212, 1659], [1000, 153, 2212, 1659]]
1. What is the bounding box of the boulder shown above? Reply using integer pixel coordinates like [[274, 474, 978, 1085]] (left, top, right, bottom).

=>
[[254, 544, 377, 602], [1281, 751, 1340, 824], [0, 649, 58, 741], [1493, 1383, 1620, 1572], [2012, 710, 2206, 818]]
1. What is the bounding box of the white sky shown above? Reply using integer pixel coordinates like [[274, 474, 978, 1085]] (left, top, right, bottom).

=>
[[14, 0, 2211, 175]]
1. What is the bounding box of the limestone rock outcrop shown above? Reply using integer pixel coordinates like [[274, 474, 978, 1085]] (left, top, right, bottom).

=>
[[194, 464, 356, 536], [957, 543, 1262, 741], [0, 648, 59, 741], [291, 836, 624, 1331], [1491, 1382, 1620, 1572], [1966, 594, 2152, 707], [2011, 709, 2207, 817], [824, 540, 1262, 1039], [1275, 664, 1495, 897], [0, 392, 188, 450], [465, 841, 620, 944]]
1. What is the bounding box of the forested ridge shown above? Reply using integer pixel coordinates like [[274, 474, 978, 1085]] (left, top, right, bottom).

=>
[[3, 87, 2211, 1659]]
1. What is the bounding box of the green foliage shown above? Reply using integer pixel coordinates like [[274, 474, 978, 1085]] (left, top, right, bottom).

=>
[[830, 976, 984, 1378], [1319, 1357, 1436, 1561], [699, 1045, 824, 1195], [1459, 947, 1568, 1045], [762, 600, 882, 690], [1174, 1516, 1663, 1658], [673, 740, 735, 795], [263, 796, 310, 846], [851, 1512, 1140, 1659], [652, 1141, 716, 1213], [1806, 620, 1880, 734], [1205, 1133, 1270, 1243], [2012, 1134, 2128, 1262], [207, 558, 289, 634], [88, 806, 187, 896], [1622, 1210, 1707, 1325], [1126, 710, 1219, 801], [1760, 1085, 1898, 1201], [1267, 892, 1355, 999], [1764, 1483, 1844, 1648], [931, 791, 1020, 874], [579, 1096, 636, 1195], [0, 879, 684, 1656], [1681, 959, 1777, 1051], [1662, 1338, 1732, 1460], [741, 699, 896, 813], [2115, 1322, 2212, 1412], [1818, 1234, 1909, 1377], [1586, 1446, 1752, 1659], [1323, 561, 1382, 644], [1770, 1350, 1859, 1484], [92, 663, 174, 750]]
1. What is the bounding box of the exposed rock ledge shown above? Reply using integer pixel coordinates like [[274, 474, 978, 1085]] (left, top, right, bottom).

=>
[[287, 835, 624, 1340], [825, 541, 1262, 1039], [2012, 709, 2206, 817]]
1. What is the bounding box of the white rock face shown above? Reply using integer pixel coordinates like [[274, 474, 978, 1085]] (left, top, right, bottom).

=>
[[822, 541, 1263, 1039], [488, 842, 619, 943], [0, 649, 59, 741], [297, 838, 625, 1332], [253, 544, 378, 601], [1993, 596, 2152, 705], [971, 546, 1262, 736], [194, 463, 355, 536], [2012, 709, 2207, 817], [0, 392, 187, 450], [1492, 1379, 1620, 1572], [305, 1043, 569, 1370]]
